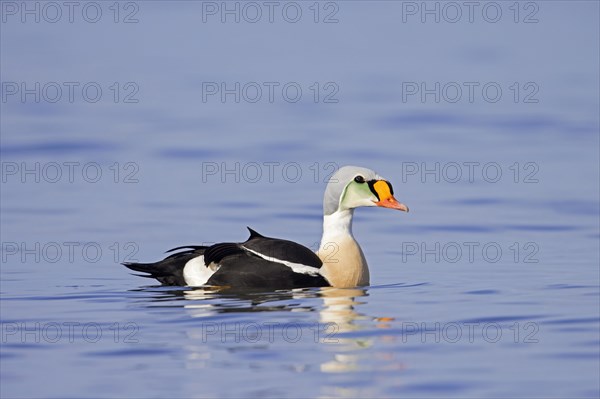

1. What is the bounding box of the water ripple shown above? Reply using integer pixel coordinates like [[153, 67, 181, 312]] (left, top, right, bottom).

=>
[[0, 141, 117, 156], [464, 289, 500, 295], [459, 315, 546, 324], [84, 347, 173, 357], [157, 148, 223, 159]]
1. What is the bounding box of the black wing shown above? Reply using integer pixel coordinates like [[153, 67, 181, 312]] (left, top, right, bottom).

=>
[[204, 228, 328, 289], [241, 227, 322, 269]]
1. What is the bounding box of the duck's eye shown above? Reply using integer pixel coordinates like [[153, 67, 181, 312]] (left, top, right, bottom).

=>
[[354, 175, 365, 183]]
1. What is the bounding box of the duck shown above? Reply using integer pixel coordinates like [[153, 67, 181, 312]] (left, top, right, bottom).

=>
[[123, 165, 408, 289]]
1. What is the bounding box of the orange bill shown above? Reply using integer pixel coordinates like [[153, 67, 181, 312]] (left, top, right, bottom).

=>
[[373, 180, 409, 212]]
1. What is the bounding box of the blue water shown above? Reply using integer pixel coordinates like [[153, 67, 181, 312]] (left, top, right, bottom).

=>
[[1, 2, 599, 398]]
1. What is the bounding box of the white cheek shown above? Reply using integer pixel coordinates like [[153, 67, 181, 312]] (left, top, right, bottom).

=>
[[359, 197, 378, 207], [356, 193, 379, 207], [344, 194, 378, 209], [367, 195, 379, 206]]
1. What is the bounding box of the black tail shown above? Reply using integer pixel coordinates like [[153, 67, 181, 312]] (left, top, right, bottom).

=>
[[123, 246, 207, 286]]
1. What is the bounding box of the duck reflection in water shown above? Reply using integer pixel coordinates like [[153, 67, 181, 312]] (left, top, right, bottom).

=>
[[134, 285, 405, 380]]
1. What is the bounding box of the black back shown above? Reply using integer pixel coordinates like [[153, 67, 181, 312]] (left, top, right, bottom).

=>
[[241, 227, 322, 268], [123, 228, 330, 289]]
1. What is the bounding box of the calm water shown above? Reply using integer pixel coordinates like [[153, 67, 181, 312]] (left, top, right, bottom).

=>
[[1, 2, 599, 398]]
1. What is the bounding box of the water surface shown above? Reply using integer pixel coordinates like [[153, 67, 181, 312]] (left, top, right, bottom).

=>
[[1, 2, 599, 398]]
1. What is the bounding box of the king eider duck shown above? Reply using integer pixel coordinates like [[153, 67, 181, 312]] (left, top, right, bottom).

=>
[[123, 165, 408, 289]]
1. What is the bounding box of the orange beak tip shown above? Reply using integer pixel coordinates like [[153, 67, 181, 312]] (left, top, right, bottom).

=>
[[375, 196, 409, 212]]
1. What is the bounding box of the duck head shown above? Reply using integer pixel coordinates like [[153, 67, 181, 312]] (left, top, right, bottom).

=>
[[323, 166, 409, 215]]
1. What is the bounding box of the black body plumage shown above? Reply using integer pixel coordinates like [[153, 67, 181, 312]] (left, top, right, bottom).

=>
[[122, 228, 330, 289]]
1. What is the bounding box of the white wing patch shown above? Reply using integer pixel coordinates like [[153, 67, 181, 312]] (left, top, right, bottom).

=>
[[241, 246, 321, 276], [183, 255, 218, 286]]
